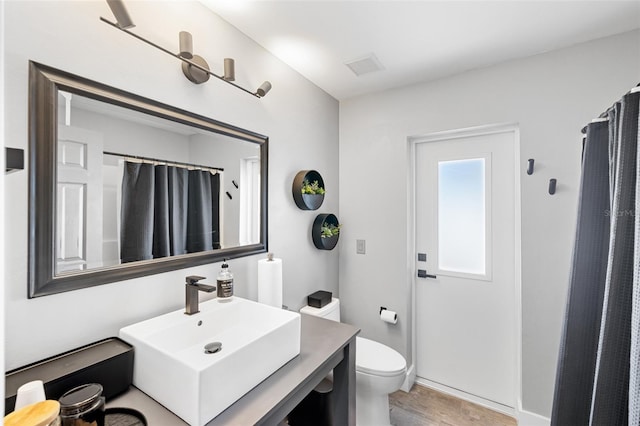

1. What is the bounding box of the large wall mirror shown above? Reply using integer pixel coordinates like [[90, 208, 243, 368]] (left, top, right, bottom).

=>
[[28, 62, 268, 297]]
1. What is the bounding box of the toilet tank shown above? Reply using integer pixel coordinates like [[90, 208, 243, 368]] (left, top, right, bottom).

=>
[[300, 298, 340, 322]]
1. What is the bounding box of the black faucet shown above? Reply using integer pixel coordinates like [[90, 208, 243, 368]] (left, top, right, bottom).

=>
[[185, 275, 216, 315]]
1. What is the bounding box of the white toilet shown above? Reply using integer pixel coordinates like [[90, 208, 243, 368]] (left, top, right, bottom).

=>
[[300, 298, 407, 426]]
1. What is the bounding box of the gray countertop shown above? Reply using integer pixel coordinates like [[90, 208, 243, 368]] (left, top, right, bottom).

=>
[[108, 314, 359, 425]]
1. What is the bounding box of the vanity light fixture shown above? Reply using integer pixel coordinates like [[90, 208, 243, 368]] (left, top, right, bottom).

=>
[[179, 31, 193, 60], [223, 58, 235, 81], [177, 30, 213, 85], [100, 1, 272, 98], [256, 81, 272, 97], [106, 0, 135, 29]]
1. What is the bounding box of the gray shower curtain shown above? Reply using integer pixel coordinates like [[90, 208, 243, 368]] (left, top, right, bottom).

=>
[[552, 89, 640, 425], [153, 165, 188, 258], [187, 170, 221, 253], [120, 162, 221, 263]]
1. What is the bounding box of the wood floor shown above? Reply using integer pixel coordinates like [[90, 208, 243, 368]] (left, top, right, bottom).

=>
[[389, 384, 517, 426]]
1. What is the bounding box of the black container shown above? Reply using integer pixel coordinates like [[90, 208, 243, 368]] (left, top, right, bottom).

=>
[[307, 290, 332, 308], [59, 383, 105, 426], [5, 338, 133, 415], [302, 193, 324, 210], [292, 170, 325, 210], [312, 214, 340, 250]]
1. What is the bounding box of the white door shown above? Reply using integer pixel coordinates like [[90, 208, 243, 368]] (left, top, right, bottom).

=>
[[239, 156, 260, 245], [57, 126, 103, 273], [414, 127, 517, 409]]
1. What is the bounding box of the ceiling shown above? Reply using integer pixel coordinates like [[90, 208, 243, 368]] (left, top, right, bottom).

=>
[[201, 0, 640, 100]]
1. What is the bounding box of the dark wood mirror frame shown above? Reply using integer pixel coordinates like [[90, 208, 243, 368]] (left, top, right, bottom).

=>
[[28, 61, 268, 298]]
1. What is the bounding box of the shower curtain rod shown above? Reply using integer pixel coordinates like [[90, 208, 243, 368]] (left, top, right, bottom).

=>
[[104, 151, 224, 172], [581, 83, 640, 134]]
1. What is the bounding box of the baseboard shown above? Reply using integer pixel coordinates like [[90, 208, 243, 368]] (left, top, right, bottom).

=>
[[408, 375, 550, 426], [415, 377, 515, 417], [517, 409, 550, 426], [401, 364, 416, 392]]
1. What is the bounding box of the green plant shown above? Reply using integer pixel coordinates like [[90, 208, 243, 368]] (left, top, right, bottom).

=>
[[321, 222, 341, 238], [301, 179, 325, 195]]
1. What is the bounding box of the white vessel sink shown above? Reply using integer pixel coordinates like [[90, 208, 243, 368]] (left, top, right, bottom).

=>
[[119, 297, 301, 426]]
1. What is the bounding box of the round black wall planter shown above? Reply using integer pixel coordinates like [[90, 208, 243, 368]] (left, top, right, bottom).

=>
[[292, 170, 325, 210], [312, 214, 340, 250]]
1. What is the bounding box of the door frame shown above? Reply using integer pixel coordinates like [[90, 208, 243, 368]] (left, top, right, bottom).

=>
[[407, 122, 522, 417]]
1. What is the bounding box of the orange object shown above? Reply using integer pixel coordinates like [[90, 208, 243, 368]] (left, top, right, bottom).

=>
[[4, 400, 60, 426]]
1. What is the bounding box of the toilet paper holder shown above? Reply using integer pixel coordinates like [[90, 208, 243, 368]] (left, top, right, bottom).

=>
[[379, 306, 398, 324]]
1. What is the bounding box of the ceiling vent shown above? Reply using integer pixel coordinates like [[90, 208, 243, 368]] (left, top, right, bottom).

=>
[[344, 54, 384, 76]]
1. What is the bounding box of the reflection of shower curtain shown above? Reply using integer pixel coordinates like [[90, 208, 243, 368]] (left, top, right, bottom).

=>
[[551, 89, 640, 425], [120, 162, 220, 263], [187, 170, 220, 253], [153, 165, 188, 258]]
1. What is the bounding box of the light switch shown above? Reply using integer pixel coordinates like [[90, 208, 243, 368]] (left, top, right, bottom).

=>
[[356, 239, 366, 254]]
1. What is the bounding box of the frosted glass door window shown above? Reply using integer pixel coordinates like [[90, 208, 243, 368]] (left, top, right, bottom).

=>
[[437, 158, 487, 275]]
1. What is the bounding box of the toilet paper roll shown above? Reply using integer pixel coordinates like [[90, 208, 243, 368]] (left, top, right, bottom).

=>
[[380, 309, 398, 324], [258, 256, 283, 309]]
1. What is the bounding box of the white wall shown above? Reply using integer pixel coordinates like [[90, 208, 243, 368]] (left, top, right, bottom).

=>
[[339, 30, 640, 418], [71, 107, 192, 161], [1, 0, 6, 413], [3, 1, 338, 370]]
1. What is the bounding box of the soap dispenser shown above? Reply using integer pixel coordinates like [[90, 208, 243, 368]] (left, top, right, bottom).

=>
[[217, 260, 234, 300]]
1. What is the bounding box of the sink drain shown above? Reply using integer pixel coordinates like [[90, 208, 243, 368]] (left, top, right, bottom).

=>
[[204, 342, 222, 354]]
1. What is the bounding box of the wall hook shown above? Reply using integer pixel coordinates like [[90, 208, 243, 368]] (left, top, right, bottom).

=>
[[5, 147, 24, 173], [527, 159, 535, 175], [549, 178, 557, 195]]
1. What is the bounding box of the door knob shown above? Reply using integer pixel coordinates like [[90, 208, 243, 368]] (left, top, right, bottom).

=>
[[417, 269, 437, 279]]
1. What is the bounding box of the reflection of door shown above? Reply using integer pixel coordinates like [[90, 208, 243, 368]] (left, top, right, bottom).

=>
[[414, 127, 517, 411], [57, 126, 103, 273], [239, 156, 260, 245]]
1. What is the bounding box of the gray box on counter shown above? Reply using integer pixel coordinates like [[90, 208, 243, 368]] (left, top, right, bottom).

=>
[[5, 337, 133, 414]]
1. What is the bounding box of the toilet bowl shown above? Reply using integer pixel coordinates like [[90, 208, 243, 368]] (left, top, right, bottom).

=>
[[300, 298, 407, 426]]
